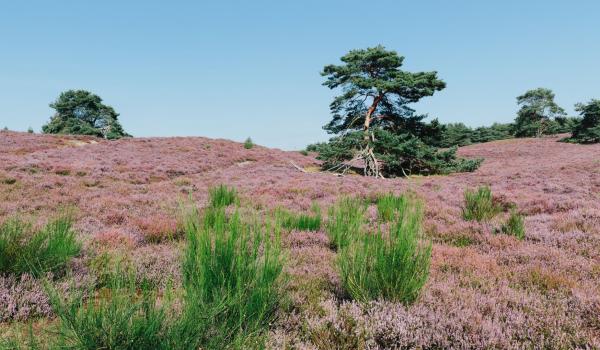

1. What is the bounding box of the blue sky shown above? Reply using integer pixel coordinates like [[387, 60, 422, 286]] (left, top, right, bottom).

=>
[[1, 0, 598, 150]]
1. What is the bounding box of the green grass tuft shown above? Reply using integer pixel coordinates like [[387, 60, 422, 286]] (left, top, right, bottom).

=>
[[176, 204, 285, 348], [208, 184, 238, 208], [47, 272, 169, 350], [277, 204, 321, 231], [326, 197, 366, 250], [0, 215, 80, 277], [376, 193, 409, 222], [501, 209, 526, 240], [462, 186, 501, 222], [338, 196, 431, 304]]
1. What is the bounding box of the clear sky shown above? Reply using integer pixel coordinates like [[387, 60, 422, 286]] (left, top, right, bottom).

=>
[[1, 0, 599, 150]]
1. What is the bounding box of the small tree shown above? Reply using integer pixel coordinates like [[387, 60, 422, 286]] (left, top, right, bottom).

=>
[[321, 46, 446, 177], [513, 88, 566, 137], [568, 99, 600, 144], [42, 90, 130, 139]]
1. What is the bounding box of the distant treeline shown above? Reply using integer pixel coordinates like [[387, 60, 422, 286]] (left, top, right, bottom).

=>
[[435, 116, 580, 148]]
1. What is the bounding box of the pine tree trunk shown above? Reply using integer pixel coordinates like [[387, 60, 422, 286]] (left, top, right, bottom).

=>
[[362, 94, 383, 177]]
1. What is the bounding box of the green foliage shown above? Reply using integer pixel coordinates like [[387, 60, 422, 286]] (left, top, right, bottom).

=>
[[277, 204, 321, 231], [47, 273, 169, 350], [178, 204, 285, 348], [315, 46, 481, 177], [462, 186, 502, 222], [439, 122, 513, 147], [316, 129, 482, 177], [27, 127, 34, 134], [299, 149, 309, 156], [0, 215, 80, 277], [566, 99, 600, 144], [244, 137, 254, 149], [513, 88, 566, 137], [338, 196, 431, 304], [377, 193, 408, 222], [42, 90, 130, 139], [501, 210, 525, 240], [321, 45, 445, 135], [326, 197, 366, 250], [208, 184, 238, 208]]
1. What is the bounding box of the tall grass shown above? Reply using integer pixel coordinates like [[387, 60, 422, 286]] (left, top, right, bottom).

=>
[[377, 193, 408, 222], [338, 195, 431, 304], [276, 204, 321, 231], [176, 204, 285, 348], [501, 209, 525, 240], [462, 186, 501, 222], [0, 215, 80, 277], [47, 272, 169, 350], [326, 197, 366, 250], [208, 184, 238, 208]]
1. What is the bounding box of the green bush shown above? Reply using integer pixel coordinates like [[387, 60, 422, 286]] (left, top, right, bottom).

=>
[[315, 129, 482, 177], [244, 137, 254, 149], [462, 186, 501, 222], [326, 197, 366, 250], [501, 210, 525, 240], [338, 197, 431, 304], [208, 184, 238, 208], [177, 204, 285, 348], [0, 215, 80, 277]]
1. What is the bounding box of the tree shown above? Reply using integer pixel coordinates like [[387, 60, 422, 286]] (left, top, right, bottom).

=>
[[320, 46, 446, 177], [42, 90, 130, 139], [513, 88, 565, 137], [567, 99, 600, 144]]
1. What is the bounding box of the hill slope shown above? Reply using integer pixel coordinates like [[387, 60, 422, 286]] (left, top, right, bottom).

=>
[[1, 131, 599, 347]]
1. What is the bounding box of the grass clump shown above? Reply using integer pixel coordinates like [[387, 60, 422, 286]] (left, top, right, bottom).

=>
[[462, 185, 501, 222], [208, 184, 238, 208], [244, 137, 254, 149], [501, 210, 525, 240], [0, 215, 80, 277], [277, 204, 321, 231], [377, 193, 409, 222], [326, 197, 366, 250], [338, 197, 431, 304], [176, 204, 285, 348], [47, 273, 169, 350]]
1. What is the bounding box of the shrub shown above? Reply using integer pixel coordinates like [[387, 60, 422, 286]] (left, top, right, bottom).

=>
[[277, 204, 321, 231], [326, 197, 366, 250], [176, 204, 285, 348], [244, 137, 254, 149], [315, 129, 482, 177], [27, 127, 34, 134], [208, 184, 238, 208], [501, 210, 525, 239], [462, 186, 501, 222], [338, 196, 431, 304], [299, 149, 309, 156], [0, 215, 80, 277]]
